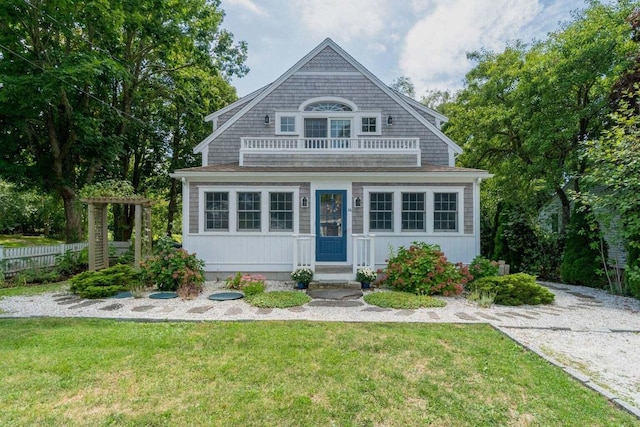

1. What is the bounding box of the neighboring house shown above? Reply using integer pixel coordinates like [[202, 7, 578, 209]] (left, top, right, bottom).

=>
[[172, 38, 491, 280]]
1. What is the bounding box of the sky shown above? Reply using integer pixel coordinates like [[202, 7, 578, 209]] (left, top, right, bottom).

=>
[[219, 0, 588, 99]]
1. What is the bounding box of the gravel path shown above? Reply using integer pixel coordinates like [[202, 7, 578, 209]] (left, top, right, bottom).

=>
[[1, 280, 639, 415]]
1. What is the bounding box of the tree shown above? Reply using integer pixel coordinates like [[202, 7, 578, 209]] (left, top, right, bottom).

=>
[[0, 0, 247, 241], [581, 88, 640, 296], [389, 76, 415, 98], [445, 1, 635, 235], [420, 89, 454, 113]]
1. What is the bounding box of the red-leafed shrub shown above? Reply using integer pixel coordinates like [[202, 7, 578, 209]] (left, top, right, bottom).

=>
[[379, 242, 472, 296]]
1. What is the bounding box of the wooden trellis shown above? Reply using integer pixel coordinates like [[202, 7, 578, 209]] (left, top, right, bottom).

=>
[[82, 197, 152, 271]]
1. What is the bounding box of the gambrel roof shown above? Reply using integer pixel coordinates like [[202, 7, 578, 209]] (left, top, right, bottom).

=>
[[194, 38, 461, 156]]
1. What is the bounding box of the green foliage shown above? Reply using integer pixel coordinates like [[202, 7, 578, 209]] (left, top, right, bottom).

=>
[[469, 273, 555, 306], [380, 242, 471, 296], [625, 243, 640, 298], [356, 267, 377, 283], [560, 203, 607, 288], [363, 291, 446, 309], [291, 267, 314, 284], [12, 268, 59, 286], [0, 181, 65, 236], [242, 281, 266, 297], [69, 264, 139, 299], [79, 180, 138, 199], [139, 237, 204, 291], [492, 207, 538, 273], [224, 273, 266, 292], [466, 289, 497, 308], [245, 291, 310, 308], [54, 250, 87, 278], [469, 256, 499, 282]]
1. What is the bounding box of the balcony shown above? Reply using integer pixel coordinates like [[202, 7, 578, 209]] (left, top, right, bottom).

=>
[[240, 137, 421, 167]]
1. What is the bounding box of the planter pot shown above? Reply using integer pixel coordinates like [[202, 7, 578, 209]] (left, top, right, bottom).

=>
[[296, 282, 308, 290], [361, 282, 370, 289]]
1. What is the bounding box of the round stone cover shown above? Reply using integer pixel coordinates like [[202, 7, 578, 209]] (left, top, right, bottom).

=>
[[208, 292, 244, 301]]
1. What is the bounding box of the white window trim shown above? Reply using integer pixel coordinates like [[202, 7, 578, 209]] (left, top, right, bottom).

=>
[[299, 96, 358, 112], [357, 113, 382, 136], [363, 186, 465, 236], [275, 112, 298, 135], [198, 186, 300, 235]]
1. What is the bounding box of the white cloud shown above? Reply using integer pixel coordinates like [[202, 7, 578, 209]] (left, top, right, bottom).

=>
[[224, 0, 268, 16], [399, 0, 544, 95], [292, 0, 390, 42]]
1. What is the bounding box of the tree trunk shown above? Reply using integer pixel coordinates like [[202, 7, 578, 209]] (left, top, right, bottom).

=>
[[58, 186, 82, 243]]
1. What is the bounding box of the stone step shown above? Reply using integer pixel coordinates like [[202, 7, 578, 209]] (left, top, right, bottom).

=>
[[308, 280, 361, 290]]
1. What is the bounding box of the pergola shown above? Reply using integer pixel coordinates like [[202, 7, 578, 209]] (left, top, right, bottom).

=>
[[82, 197, 152, 271]]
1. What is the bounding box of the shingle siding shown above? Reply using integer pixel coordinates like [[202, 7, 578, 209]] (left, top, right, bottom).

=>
[[207, 73, 450, 166], [242, 152, 418, 168]]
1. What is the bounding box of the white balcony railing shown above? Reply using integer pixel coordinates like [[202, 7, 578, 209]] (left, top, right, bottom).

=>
[[241, 137, 419, 151]]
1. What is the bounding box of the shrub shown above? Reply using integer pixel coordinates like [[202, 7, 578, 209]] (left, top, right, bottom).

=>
[[242, 281, 266, 297], [466, 289, 497, 308], [291, 267, 313, 284], [69, 264, 140, 299], [468, 273, 555, 306], [560, 203, 607, 288], [379, 242, 471, 296], [177, 283, 202, 300], [364, 291, 446, 309], [139, 237, 205, 291], [468, 256, 499, 283], [245, 291, 310, 308], [225, 272, 266, 293], [55, 250, 87, 278]]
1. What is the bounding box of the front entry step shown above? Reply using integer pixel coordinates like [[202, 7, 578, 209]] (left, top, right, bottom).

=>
[[306, 288, 363, 300], [308, 280, 361, 290]]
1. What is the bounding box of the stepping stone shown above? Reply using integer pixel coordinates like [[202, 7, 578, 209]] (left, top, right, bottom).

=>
[[68, 300, 103, 309], [256, 308, 273, 315], [224, 307, 243, 316], [188, 305, 213, 314], [455, 312, 478, 321], [100, 303, 124, 311], [132, 305, 156, 312], [474, 312, 500, 321], [544, 284, 569, 291], [306, 289, 363, 300], [427, 311, 441, 320], [362, 306, 392, 312], [394, 309, 415, 316], [157, 306, 174, 313], [52, 293, 71, 297], [535, 309, 560, 316], [494, 313, 516, 318], [288, 306, 307, 312], [307, 300, 364, 308], [111, 291, 132, 299], [209, 292, 243, 301], [504, 311, 537, 319], [567, 291, 595, 299], [57, 297, 82, 305], [54, 295, 76, 302], [149, 292, 178, 299]]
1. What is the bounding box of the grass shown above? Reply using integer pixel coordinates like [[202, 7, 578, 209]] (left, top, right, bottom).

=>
[[0, 319, 636, 426], [245, 290, 311, 308], [364, 290, 447, 309], [0, 234, 63, 248], [0, 281, 68, 299]]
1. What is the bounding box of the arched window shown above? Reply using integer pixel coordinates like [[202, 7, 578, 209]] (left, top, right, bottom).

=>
[[304, 102, 352, 112]]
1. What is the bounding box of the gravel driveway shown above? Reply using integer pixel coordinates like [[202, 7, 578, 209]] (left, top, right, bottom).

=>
[[1, 280, 639, 417]]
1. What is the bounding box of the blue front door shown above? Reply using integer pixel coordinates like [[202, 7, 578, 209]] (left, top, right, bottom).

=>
[[316, 190, 347, 262]]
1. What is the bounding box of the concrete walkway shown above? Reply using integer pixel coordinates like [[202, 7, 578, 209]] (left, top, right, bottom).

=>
[[1, 280, 639, 418]]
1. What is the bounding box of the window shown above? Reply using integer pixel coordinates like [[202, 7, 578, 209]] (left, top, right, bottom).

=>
[[402, 192, 425, 231], [237, 192, 261, 231], [304, 102, 352, 111], [434, 193, 457, 232], [304, 118, 327, 138], [369, 192, 393, 231], [361, 117, 377, 133], [280, 116, 295, 133], [550, 213, 559, 233], [270, 192, 293, 231], [204, 192, 229, 231]]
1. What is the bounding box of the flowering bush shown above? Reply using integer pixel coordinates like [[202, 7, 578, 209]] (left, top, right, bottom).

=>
[[379, 242, 472, 296], [140, 237, 205, 292], [469, 256, 499, 283], [356, 267, 377, 283], [225, 272, 266, 294], [291, 267, 313, 284]]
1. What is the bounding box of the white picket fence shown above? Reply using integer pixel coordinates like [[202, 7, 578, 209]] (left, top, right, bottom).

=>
[[0, 241, 131, 278]]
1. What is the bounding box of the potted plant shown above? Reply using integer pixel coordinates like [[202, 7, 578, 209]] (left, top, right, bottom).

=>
[[291, 267, 313, 289], [356, 267, 377, 289]]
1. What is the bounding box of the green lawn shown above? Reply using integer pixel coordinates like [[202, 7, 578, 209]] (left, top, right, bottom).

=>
[[0, 319, 636, 426], [0, 234, 63, 248], [0, 282, 68, 298]]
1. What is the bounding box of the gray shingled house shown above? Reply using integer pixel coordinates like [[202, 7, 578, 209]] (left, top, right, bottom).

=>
[[172, 38, 490, 281]]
